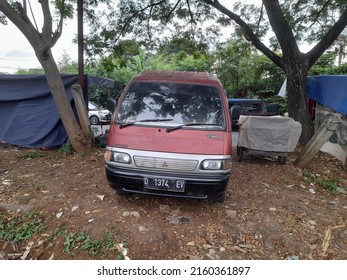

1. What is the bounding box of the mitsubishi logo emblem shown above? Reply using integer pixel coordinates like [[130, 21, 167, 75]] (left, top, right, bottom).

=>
[[162, 161, 168, 168]]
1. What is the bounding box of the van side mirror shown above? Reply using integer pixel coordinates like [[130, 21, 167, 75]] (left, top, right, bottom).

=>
[[107, 98, 117, 113]]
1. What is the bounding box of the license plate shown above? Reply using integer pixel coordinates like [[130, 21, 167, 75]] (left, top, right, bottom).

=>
[[144, 177, 185, 192]]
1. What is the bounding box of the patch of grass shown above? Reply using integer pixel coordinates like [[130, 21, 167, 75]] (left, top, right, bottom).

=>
[[62, 230, 101, 256], [63, 231, 77, 254], [76, 152, 87, 158], [302, 169, 341, 194], [77, 232, 100, 256], [0, 212, 125, 259], [315, 178, 340, 194], [52, 228, 122, 258], [302, 169, 315, 184], [0, 212, 45, 245], [46, 226, 66, 242], [58, 143, 74, 155], [102, 231, 116, 251], [115, 252, 125, 260], [16, 151, 46, 159]]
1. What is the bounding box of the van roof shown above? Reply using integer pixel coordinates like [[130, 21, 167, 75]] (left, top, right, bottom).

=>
[[130, 70, 221, 85]]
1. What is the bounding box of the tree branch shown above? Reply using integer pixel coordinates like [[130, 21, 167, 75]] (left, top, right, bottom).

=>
[[39, 0, 62, 52], [165, 0, 181, 24], [262, 0, 301, 59], [113, 0, 167, 43], [186, 0, 195, 24], [256, 2, 264, 35], [28, 0, 39, 31], [306, 7, 347, 67], [308, 0, 332, 28], [202, 0, 282, 68], [146, 3, 154, 43], [39, 0, 53, 40]]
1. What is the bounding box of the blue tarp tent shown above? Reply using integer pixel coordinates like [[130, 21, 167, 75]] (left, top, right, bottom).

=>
[[306, 75, 347, 116], [0, 74, 114, 148], [306, 75, 347, 165]]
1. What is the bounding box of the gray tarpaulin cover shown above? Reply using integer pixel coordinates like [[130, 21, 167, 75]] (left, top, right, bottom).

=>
[[237, 115, 302, 152]]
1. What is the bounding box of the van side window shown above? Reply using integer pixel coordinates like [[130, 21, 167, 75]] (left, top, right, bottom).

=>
[[243, 102, 262, 113]]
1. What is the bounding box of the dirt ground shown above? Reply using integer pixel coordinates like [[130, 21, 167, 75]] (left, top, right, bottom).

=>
[[0, 140, 346, 260]]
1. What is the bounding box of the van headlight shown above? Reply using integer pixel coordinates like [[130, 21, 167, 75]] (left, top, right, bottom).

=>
[[201, 159, 232, 170], [104, 151, 131, 164]]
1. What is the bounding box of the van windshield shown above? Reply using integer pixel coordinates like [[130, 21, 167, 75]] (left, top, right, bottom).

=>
[[116, 82, 225, 130]]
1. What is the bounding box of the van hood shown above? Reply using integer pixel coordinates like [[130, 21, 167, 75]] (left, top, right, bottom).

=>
[[107, 125, 230, 155]]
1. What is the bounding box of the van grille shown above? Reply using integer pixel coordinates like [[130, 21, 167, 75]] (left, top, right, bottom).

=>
[[134, 156, 198, 171]]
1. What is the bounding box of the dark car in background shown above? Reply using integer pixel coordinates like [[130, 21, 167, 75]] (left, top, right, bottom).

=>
[[228, 98, 279, 129]]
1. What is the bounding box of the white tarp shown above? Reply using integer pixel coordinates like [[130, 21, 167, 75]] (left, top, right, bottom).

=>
[[237, 115, 302, 152], [278, 78, 287, 98], [315, 103, 347, 164], [320, 142, 347, 164]]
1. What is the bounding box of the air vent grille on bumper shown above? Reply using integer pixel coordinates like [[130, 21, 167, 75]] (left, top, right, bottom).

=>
[[134, 156, 198, 171]]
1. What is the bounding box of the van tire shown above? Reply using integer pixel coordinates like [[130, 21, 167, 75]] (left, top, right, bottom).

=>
[[209, 192, 226, 203], [278, 156, 287, 165], [116, 188, 128, 195], [237, 146, 243, 162]]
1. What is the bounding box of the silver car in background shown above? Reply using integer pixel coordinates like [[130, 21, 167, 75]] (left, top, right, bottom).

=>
[[88, 101, 111, 125]]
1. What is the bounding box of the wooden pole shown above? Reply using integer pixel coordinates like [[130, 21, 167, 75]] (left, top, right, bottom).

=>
[[294, 113, 343, 169], [71, 84, 91, 139], [78, 0, 84, 92]]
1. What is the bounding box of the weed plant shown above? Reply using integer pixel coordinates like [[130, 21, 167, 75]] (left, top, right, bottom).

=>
[[302, 169, 341, 194], [16, 151, 46, 159], [58, 143, 74, 154], [0, 212, 45, 245]]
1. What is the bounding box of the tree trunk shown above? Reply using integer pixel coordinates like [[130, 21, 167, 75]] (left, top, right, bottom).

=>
[[284, 60, 314, 146], [37, 50, 91, 153]]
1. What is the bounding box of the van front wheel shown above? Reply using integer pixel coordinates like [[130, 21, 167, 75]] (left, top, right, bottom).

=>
[[109, 183, 128, 195], [116, 188, 128, 195], [278, 156, 287, 165], [237, 146, 244, 162], [209, 192, 226, 203]]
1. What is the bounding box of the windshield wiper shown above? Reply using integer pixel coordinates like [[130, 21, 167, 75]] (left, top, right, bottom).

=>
[[119, 118, 174, 128], [166, 123, 220, 133]]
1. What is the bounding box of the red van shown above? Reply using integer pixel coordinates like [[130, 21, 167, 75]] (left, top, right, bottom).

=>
[[104, 70, 232, 202]]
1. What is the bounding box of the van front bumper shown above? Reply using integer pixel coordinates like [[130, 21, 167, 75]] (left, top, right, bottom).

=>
[[105, 164, 230, 201]]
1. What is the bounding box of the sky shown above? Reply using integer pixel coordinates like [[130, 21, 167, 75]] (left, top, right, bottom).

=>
[[0, 15, 77, 73]]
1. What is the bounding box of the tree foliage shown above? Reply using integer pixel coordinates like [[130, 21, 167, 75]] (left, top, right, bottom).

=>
[[83, 0, 221, 59]]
